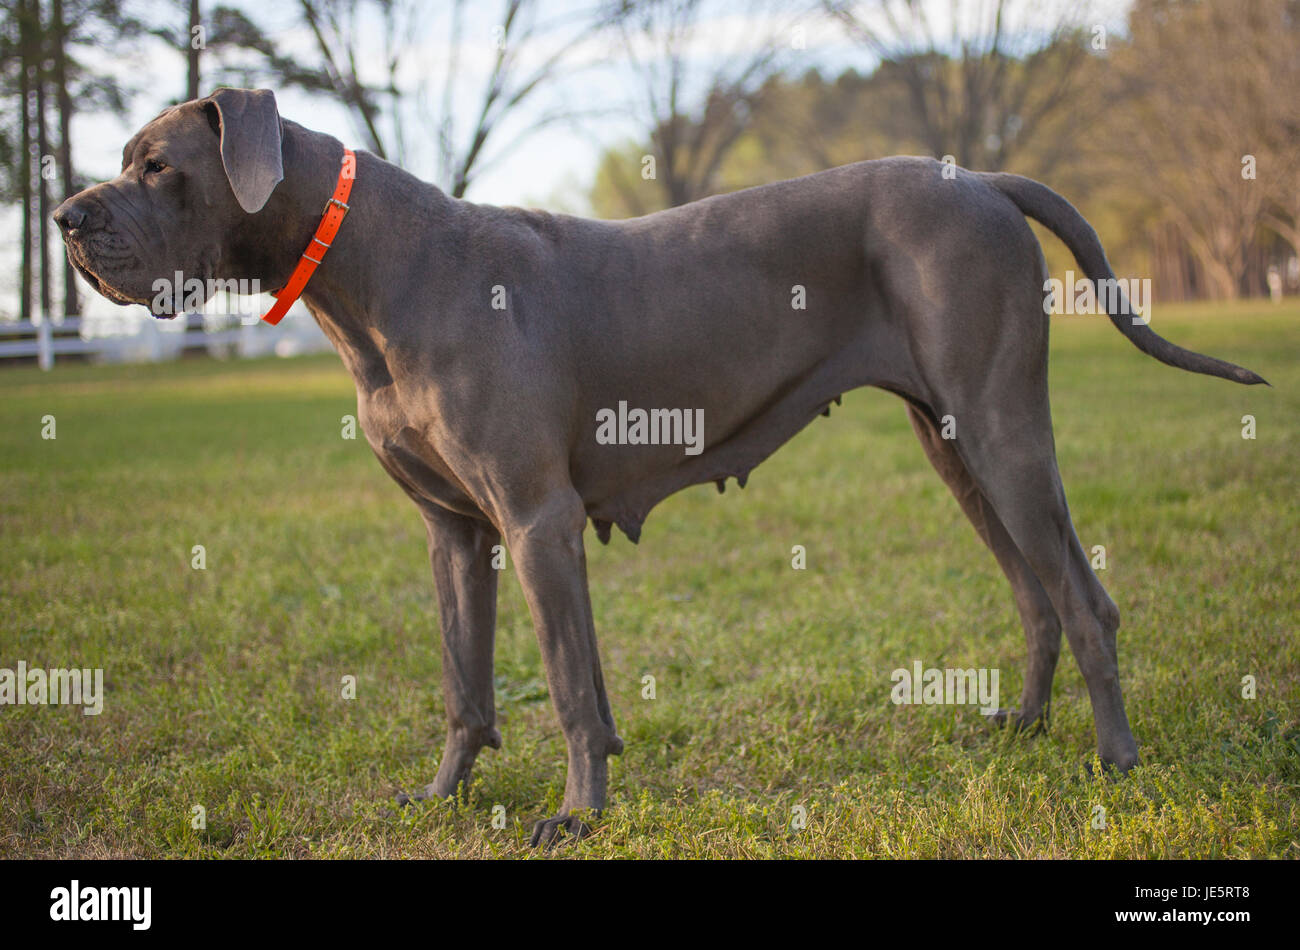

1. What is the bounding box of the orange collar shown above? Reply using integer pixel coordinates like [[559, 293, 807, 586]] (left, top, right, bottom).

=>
[[261, 148, 355, 325]]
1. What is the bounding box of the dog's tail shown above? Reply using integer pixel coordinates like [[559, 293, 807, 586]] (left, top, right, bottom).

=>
[[979, 171, 1267, 386]]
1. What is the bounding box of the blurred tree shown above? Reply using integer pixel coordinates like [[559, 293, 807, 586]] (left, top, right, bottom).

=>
[[423, 0, 623, 198], [292, 0, 401, 159], [715, 67, 919, 191], [272, 0, 621, 198], [148, 0, 621, 199], [1108, 0, 1299, 299], [188, 0, 201, 100], [147, 1, 335, 107], [1, 0, 140, 320], [1252, 2, 1300, 266], [50, 0, 78, 314], [36, 7, 51, 322], [16, 0, 35, 322], [591, 0, 1103, 218], [595, 0, 806, 216], [824, 0, 1098, 174]]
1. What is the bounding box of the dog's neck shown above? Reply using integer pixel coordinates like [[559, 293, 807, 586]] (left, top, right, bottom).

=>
[[234, 121, 461, 386]]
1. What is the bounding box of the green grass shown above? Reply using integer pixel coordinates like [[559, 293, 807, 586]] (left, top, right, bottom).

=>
[[1, 299, 1297, 858]]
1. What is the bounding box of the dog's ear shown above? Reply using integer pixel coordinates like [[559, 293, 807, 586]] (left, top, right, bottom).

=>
[[203, 88, 284, 214]]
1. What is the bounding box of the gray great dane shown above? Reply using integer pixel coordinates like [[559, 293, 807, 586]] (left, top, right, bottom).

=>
[[56, 88, 1264, 847]]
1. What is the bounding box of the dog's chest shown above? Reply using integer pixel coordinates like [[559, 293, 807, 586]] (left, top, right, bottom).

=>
[[355, 384, 484, 520]]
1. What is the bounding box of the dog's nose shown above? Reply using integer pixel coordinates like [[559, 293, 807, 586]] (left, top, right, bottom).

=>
[[53, 200, 87, 232]]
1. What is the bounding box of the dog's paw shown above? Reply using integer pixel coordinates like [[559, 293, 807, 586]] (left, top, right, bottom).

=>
[[394, 783, 443, 808], [529, 812, 595, 850], [1085, 753, 1140, 780], [984, 707, 1047, 734]]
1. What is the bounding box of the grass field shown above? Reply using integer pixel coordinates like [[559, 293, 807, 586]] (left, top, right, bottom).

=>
[[1, 299, 1297, 858]]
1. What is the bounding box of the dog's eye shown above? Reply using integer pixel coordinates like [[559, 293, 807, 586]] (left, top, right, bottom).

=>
[[144, 159, 167, 175]]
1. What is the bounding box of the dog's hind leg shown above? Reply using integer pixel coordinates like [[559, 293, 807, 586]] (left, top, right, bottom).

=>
[[905, 402, 1061, 731], [937, 384, 1140, 773], [400, 503, 503, 804]]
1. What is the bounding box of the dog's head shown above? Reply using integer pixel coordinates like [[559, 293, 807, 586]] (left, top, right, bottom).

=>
[[54, 87, 284, 317]]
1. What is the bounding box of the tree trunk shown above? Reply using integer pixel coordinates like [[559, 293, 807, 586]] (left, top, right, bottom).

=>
[[1198, 255, 1240, 301], [37, 23, 53, 322], [18, 0, 35, 323], [51, 0, 79, 315], [187, 0, 201, 101]]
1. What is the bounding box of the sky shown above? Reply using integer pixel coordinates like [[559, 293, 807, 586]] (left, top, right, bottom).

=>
[[1, 0, 1131, 322]]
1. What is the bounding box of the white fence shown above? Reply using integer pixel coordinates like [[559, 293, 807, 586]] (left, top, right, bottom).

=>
[[0, 311, 332, 370]]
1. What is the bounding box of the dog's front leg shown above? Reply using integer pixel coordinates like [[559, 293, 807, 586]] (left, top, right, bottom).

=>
[[401, 503, 503, 804], [505, 491, 623, 849]]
